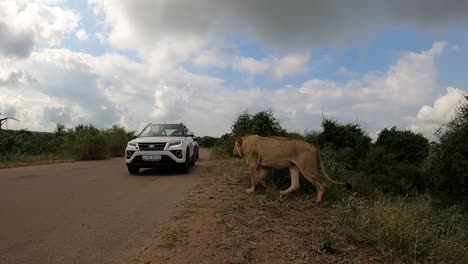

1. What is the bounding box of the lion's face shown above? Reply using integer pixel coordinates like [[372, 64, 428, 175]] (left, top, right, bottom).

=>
[[232, 137, 243, 159]]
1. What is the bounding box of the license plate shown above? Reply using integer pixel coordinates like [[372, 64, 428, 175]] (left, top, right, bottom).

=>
[[142, 155, 161, 161]]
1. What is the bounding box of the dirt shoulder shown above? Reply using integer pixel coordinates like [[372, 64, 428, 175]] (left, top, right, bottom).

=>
[[137, 155, 379, 264]]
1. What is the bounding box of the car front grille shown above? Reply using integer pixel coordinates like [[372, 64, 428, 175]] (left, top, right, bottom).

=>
[[138, 142, 166, 151]]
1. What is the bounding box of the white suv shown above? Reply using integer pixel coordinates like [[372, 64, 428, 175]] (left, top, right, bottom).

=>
[[125, 123, 198, 174]]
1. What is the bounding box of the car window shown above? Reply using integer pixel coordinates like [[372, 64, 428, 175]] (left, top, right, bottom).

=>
[[139, 124, 185, 137]]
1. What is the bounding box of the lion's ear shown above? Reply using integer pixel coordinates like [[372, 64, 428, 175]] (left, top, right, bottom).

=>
[[236, 137, 243, 145]]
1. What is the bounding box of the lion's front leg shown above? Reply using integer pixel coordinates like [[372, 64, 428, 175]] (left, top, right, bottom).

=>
[[245, 167, 258, 194]]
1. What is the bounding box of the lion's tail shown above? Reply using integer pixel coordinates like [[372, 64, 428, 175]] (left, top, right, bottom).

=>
[[317, 151, 352, 190]]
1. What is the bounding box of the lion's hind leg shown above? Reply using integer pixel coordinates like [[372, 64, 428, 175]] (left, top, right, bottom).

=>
[[302, 174, 326, 203], [279, 165, 301, 197], [297, 161, 326, 203]]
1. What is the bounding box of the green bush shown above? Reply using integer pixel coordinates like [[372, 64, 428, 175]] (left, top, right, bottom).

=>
[[376, 126, 429, 164], [0, 129, 62, 158], [426, 95, 468, 206], [199, 136, 219, 148], [103, 125, 131, 157], [231, 109, 286, 137], [317, 118, 371, 169], [64, 124, 110, 160], [360, 147, 425, 195], [211, 133, 235, 159]]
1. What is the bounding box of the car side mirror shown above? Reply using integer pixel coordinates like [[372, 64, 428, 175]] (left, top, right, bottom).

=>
[[132, 131, 139, 139], [187, 131, 194, 137]]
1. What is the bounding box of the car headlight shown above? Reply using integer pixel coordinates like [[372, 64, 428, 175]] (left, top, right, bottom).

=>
[[127, 142, 138, 149], [168, 141, 182, 148]]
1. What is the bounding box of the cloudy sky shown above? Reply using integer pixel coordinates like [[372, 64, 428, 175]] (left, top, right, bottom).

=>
[[1, 0, 468, 139]]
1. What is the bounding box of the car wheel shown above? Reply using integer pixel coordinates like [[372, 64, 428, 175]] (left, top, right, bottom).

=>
[[181, 150, 190, 173], [195, 148, 199, 160], [127, 166, 139, 175], [189, 150, 196, 166]]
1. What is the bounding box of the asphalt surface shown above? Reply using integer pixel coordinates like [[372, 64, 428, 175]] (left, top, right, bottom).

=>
[[0, 150, 206, 264]]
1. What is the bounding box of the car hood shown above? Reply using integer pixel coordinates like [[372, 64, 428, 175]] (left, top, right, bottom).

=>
[[130, 136, 186, 143]]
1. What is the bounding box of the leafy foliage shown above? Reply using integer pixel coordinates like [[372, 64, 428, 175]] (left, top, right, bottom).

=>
[[103, 125, 132, 157], [0, 129, 62, 158], [231, 109, 286, 137], [64, 124, 110, 160], [376, 126, 429, 164], [427, 95, 468, 206], [317, 118, 371, 169], [1, 123, 133, 161], [198, 136, 219, 148]]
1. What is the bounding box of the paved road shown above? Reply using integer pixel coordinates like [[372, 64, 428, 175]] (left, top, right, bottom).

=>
[[0, 150, 206, 264]]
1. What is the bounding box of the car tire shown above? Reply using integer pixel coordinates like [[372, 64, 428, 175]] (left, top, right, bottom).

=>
[[195, 148, 199, 160], [181, 150, 190, 173], [189, 150, 196, 166], [127, 166, 139, 175]]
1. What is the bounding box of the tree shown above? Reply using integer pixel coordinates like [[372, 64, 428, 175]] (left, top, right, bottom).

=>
[[231, 111, 252, 136], [231, 109, 285, 137], [376, 126, 429, 165], [428, 95, 468, 205], [55, 123, 66, 136], [318, 118, 371, 159]]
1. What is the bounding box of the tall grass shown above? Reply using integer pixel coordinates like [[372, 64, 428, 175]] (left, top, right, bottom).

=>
[[336, 194, 468, 263]]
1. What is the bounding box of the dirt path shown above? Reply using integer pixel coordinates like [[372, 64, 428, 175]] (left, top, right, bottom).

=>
[[0, 150, 208, 264], [138, 156, 379, 264]]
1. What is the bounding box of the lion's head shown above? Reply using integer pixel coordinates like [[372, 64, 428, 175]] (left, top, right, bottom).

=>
[[232, 137, 244, 159]]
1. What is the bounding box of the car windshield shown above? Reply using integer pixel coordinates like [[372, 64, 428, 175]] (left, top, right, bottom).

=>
[[139, 124, 185, 137]]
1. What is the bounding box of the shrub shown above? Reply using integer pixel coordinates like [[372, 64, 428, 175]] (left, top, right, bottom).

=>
[[199, 136, 219, 148], [376, 126, 429, 164], [361, 147, 425, 195], [231, 109, 286, 137], [103, 125, 131, 157], [426, 95, 468, 206], [64, 124, 110, 160], [0, 129, 62, 158], [317, 118, 371, 169], [211, 133, 235, 159]]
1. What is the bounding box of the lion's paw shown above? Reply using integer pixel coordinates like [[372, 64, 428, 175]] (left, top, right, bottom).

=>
[[245, 188, 255, 194]]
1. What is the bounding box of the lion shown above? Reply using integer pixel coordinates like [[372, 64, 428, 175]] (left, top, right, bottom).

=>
[[232, 135, 352, 204]]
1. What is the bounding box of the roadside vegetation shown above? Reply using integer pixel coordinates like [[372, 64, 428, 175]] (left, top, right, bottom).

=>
[[206, 96, 468, 263], [0, 124, 133, 167]]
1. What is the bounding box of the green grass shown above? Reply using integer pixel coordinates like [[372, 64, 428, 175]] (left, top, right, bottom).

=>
[[160, 227, 188, 249], [336, 194, 468, 263], [319, 233, 339, 254], [0, 153, 74, 168], [210, 146, 232, 159]]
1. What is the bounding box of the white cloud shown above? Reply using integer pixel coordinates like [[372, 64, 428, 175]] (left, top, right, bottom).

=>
[[95, 32, 106, 44], [75, 28, 88, 40], [231, 53, 309, 80], [233, 56, 270, 75], [269, 53, 309, 80], [193, 50, 227, 68], [0, 0, 79, 57], [410, 87, 467, 139]]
